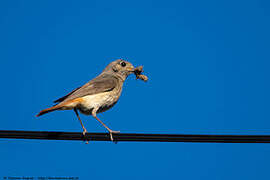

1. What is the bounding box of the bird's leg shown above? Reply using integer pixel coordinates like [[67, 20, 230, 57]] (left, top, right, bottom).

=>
[[92, 112, 120, 142], [74, 108, 87, 135], [74, 108, 89, 144]]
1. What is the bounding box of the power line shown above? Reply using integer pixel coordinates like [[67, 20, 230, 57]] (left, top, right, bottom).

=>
[[1, 130, 270, 143]]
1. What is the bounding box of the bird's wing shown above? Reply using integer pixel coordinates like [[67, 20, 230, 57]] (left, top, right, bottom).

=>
[[54, 74, 118, 104], [53, 87, 81, 103]]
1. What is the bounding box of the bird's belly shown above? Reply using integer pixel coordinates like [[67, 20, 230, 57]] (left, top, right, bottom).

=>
[[78, 92, 119, 115]]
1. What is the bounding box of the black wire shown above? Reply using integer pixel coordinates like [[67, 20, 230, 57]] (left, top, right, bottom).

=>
[[1, 130, 270, 143]]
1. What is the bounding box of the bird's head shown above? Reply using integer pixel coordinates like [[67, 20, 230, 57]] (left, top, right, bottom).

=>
[[102, 59, 135, 81]]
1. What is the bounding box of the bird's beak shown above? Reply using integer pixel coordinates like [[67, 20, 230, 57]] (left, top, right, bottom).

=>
[[127, 66, 134, 72]]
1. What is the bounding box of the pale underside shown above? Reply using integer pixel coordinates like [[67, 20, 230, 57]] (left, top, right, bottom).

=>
[[59, 91, 120, 115]]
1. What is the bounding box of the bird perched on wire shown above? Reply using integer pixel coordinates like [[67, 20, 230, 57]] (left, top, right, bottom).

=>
[[36, 59, 147, 142]]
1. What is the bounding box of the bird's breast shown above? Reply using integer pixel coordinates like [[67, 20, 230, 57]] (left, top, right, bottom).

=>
[[78, 91, 121, 115]]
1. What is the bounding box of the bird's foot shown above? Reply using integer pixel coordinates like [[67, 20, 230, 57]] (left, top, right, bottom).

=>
[[82, 128, 87, 136], [82, 128, 89, 144], [109, 130, 120, 143]]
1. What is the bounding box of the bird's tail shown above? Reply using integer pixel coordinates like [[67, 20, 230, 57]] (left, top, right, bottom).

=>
[[36, 98, 83, 117], [36, 105, 60, 117]]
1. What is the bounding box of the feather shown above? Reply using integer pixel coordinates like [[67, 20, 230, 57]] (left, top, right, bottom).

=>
[[54, 73, 118, 104], [53, 87, 81, 103]]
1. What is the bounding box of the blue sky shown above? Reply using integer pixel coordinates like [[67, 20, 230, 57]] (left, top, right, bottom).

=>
[[1, 0, 270, 179]]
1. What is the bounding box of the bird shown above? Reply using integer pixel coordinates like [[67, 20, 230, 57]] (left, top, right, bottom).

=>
[[36, 59, 136, 142]]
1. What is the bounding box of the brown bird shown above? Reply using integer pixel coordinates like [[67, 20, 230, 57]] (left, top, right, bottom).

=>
[[36, 59, 136, 142]]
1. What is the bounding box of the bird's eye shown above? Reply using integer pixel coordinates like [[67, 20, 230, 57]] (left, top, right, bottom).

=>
[[120, 61, 126, 67]]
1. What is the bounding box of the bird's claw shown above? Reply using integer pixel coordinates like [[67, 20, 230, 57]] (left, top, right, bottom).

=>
[[83, 129, 87, 135], [109, 130, 120, 143], [82, 128, 89, 144]]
